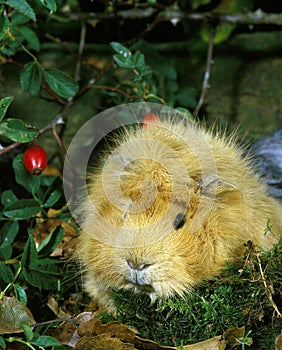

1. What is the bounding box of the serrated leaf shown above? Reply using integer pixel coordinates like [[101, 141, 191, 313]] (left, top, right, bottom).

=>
[[0, 97, 14, 122], [38, 225, 64, 259], [43, 68, 78, 99], [3, 198, 41, 219], [0, 296, 35, 334], [20, 61, 42, 95], [31, 335, 61, 347], [0, 14, 9, 42], [0, 221, 19, 259], [6, 0, 36, 22], [0, 262, 14, 283], [21, 234, 38, 268], [0, 118, 38, 142], [39, 0, 57, 13], [23, 259, 60, 290], [1, 189, 18, 207], [16, 26, 40, 51], [14, 284, 27, 306], [13, 154, 40, 194]]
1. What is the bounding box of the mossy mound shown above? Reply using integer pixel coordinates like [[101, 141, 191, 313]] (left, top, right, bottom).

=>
[[100, 237, 282, 349]]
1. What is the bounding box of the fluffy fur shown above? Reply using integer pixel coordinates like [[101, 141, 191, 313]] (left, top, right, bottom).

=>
[[77, 118, 282, 313]]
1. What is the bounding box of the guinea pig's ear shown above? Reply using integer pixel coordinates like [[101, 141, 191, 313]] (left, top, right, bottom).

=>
[[200, 175, 241, 204]]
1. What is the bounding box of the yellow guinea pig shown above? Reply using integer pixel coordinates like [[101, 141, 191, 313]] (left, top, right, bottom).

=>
[[77, 116, 282, 313]]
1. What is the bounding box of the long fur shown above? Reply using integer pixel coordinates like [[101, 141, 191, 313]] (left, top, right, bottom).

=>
[[77, 118, 282, 313]]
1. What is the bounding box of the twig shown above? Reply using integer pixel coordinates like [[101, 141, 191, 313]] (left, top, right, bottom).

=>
[[254, 250, 281, 318], [193, 26, 215, 117], [0, 112, 67, 157], [246, 241, 282, 318], [74, 20, 87, 81]]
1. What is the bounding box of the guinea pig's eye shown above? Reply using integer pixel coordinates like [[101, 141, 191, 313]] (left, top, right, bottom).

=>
[[173, 213, 186, 230]]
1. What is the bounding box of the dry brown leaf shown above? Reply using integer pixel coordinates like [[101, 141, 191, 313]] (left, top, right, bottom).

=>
[[276, 330, 282, 350], [42, 164, 62, 177], [0, 296, 35, 334], [74, 333, 134, 350], [182, 336, 226, 350], [223, 326, 246, 348]]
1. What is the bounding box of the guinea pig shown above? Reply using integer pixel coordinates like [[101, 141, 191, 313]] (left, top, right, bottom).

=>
[[77, 117, 282, 314]]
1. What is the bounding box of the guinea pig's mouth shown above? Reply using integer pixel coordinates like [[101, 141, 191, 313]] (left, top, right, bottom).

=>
[[125, 281, 154, 294]]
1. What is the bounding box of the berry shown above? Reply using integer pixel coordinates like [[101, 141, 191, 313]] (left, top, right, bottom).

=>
[[24, 145, 48, 175], [142, 113, 160, 128]]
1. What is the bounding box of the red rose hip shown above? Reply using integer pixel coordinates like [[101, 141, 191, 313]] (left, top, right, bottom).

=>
[[24, 145, 48, 175], [142, 113, 160, 128]]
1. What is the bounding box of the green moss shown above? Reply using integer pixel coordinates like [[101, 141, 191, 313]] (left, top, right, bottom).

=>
[[100, 237, 282, 348]]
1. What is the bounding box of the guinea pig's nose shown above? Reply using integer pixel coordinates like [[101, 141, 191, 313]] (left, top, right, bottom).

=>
[[126, 259, 151, 271]]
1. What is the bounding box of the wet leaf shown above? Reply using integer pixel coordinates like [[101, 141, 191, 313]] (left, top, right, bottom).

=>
[[0, 296, 35, 334], [0, 118, 38, 143], [0, 96, 14, 122]]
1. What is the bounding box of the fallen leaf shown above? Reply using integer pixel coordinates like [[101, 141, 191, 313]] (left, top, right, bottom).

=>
[[0, 296, 35, 334], [223, 326, 246, 348], [182, 336, 226, 350], [276, 330, 282, 350], [74, 333, 134, 350]]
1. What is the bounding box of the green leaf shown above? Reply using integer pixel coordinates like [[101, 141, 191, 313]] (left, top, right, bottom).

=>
[[113, 54, 134, 69], [14, 284, 27, 306], [11, 12, 30, 25], [0, 262, 14, 283], [0, 118, 38, 142], [1, 189, 18, 207], [20, 62, 42, 96], [16, 26, 40, 51], [38, 225, 64, 259], [110, 42, 131, 56], [42, 177, 63, 208], [3, 198, 41, 219], [0, 96, 14, 122], [13, 154, 41, 194], [39, 0, 57, 13], [23, 259, 60, 290], [21, 322, 33, 342], [6, 0, 36, 22], [0, 221, 19, 259], [0, 336, 6, 349], [31, 335, 61, 347], [0, 14, 9, 42], [21, 234, 38, 268], [43, 68, 79, 99]]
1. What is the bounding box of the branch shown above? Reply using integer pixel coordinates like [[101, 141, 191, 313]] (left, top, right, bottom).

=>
[[64, 9, 282, 26], [193, 27, 215, 117]]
